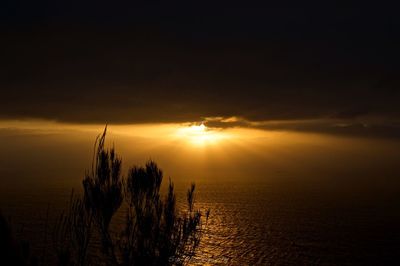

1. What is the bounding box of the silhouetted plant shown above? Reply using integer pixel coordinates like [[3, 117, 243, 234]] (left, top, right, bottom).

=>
[[51, 126, 208, 266], [82, 126, 123, 264], [119, 164, 205, 266], [53, 191, 93, 266]]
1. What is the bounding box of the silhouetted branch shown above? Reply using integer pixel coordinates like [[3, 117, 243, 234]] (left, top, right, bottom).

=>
[[4, 126, 209, 266], [83, 126, 122, 264]]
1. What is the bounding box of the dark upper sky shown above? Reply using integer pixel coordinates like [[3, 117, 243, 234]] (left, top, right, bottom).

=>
[[1, 2, 399, 128]]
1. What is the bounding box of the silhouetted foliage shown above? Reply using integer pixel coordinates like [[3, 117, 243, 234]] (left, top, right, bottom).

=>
[[51, 126, 208, 265], [119, 163, 204, 265], [53, 192, 93, 266], [82, 126, 123, 263], [0, 127, 207, 265]]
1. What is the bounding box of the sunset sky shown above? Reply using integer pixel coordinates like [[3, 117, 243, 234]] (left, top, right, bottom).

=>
[[1, 3, 399, 139], [1, 3, 400, 265], [1, 2, 400, 188]]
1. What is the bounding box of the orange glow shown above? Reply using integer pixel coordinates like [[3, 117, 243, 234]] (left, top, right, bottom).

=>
[[175, 123, 230, 146]]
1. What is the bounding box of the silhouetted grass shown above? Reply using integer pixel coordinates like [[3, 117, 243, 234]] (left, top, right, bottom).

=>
[[1, 126, 209, 265]]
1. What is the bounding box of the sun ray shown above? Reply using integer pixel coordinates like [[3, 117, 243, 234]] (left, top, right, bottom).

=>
[[175, 123, 230, 146]]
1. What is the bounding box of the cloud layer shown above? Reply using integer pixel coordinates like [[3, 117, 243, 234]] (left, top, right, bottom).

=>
[[1, 4, 399, 136]]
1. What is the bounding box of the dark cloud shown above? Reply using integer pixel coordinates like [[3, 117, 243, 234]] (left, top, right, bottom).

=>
[[1, 3, 399, 130], [203, 116, 400, 139]]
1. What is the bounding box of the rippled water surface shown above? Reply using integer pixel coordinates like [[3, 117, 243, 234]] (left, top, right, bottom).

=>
[[1, 126, 400, 265], [1, 178, 399, 266]]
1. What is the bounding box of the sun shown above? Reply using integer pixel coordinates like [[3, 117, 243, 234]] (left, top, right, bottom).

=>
[[175, 123, 227, 146]]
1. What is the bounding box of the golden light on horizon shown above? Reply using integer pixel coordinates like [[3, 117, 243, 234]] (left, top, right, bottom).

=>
[[0, 119, 348, 155], [175, 123, 230, 146]]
